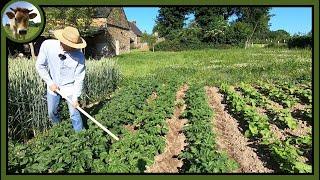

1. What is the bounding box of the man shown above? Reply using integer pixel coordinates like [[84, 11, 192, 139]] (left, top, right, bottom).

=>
[[36, 26, 87, 132]]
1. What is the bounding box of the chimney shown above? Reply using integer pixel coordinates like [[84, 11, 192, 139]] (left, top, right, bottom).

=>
[[132, 21, 136, 24]]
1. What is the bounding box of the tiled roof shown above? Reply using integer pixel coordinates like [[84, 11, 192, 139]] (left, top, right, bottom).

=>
[[129, 21, 142, 36]]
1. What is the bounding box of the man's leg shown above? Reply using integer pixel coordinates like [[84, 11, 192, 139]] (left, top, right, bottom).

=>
[[47, 92, 61, 124], [66, 96, 83, 132]]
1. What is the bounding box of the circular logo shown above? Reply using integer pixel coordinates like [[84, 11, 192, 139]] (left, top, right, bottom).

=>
[[1, 1, 44, 43]]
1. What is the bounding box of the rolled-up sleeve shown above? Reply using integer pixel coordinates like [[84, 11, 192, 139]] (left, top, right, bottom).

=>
[[72, 57, 85, 102], [35, 41, 54, 86]]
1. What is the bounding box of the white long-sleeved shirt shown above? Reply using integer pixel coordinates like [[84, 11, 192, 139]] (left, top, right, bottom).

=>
[[35, 39, 85, 102]]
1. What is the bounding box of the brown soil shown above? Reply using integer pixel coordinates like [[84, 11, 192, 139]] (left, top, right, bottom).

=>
[[146, 92, 158, 104], [264, 99, 311, 137], [256, 107, 267, 114], [124, 124, 136, 134], [269, 124, 286, 141], [267, 100, 282, 110], [205, 86, 272, 173], [145, 84, 189, 173], [291, 103, 307, 112]]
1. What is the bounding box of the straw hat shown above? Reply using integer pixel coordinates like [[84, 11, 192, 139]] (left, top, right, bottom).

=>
[[53, 26, 87, 49]]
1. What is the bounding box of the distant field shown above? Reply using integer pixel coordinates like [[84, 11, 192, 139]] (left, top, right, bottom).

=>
[[116, 48, 312, 85], [4, 26, 40, 40]]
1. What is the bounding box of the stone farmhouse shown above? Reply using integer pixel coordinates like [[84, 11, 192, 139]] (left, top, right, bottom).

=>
[[8, 7, 145, 60]]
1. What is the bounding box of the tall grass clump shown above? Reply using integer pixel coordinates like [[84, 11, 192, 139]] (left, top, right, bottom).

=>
[[8, 57, 121, 142], [83, 59, 122, 103]]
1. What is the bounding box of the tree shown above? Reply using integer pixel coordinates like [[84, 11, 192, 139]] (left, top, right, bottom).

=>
[[141, 32, 157, 52], [151, 6, 272, 49], [153, 7, 191, 40], [203, 16, 228, 44], [194, 7, 235, 43], [43, 7, 95, 36], [194, 7, 236, 26], [174, 20, 202, 45], [235, 7, 271, 48], [225, 21, 251, 46], [268, 30, 291, 43]]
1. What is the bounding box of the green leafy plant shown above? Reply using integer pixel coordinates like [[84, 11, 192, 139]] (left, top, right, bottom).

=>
[[179, 84, 238, 173], [220, 83, 311, 173]]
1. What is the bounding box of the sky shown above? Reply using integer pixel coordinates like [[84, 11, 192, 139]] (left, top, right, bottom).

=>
[[2, 1, 41, 26], [124, 7, 312, 35], [269, 7, 311, 35], [124, 7, 160, 34]]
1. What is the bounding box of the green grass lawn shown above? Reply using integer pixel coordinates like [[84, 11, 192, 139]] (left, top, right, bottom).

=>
[[115, 48, 312, 86], [4, 26, 40, 41]]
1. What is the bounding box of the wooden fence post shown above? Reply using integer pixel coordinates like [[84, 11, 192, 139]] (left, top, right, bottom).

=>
[[115, 40, 120, 55], [29, 42, 36, 60]]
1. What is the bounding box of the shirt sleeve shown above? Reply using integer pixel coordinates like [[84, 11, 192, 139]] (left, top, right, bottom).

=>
[[35, 41, 54, 86], [72, 55, 85, 102]]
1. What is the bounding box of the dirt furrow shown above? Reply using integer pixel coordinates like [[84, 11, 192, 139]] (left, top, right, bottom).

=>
[[292, 103, 307, 111], [145, 84, 188, 173], [284, 120, 311, 137], [233, 88, 288, 142], [205, 86, 272, 173]]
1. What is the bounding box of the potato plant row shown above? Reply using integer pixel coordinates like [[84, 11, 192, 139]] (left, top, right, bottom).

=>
[[104, 80, 180, 173], [238, 83, 298, 129], [179, 85, 238, 173], [220, 84, 311, 173], [256, 81, 299, 108], [237, 83, 311, 158], [275, 82, 312, 105]]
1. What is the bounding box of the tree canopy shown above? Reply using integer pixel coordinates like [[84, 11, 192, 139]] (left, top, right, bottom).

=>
[[43, 7, 96, 36], [153, 6, 275, 47]]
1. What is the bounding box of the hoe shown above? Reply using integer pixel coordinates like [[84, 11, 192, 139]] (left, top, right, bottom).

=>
[[56, 89, 119, 141]]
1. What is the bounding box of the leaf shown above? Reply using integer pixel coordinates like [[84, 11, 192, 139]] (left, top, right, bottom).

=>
[[248, 123, 258, 135], [294, 162, 312, 173], [285, 116, 297, 129]]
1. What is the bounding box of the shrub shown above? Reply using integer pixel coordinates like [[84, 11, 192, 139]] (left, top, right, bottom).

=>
[[288, 35, 312, 49], [265, 42, 288, 48]]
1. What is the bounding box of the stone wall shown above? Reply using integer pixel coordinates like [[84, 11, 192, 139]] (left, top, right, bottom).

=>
[[89, 8, 133, 55], [107, 25, 130, 54], [84, 31, 116, 59], [129, 30, 143, 49], [91, 18, 108, 28]]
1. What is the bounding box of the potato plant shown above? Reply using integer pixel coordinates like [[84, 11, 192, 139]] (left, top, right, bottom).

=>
[[8, 77, 160, 173], [179, 85, 238, 173], [220, 84, 311, 173]]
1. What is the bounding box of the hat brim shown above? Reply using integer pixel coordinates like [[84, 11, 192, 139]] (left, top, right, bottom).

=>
[[53, 29, 87, 49]]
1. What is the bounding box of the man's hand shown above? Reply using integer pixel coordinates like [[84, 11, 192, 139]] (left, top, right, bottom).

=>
[[49, 84, 59, 92], [72, 100, 80, 108]]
